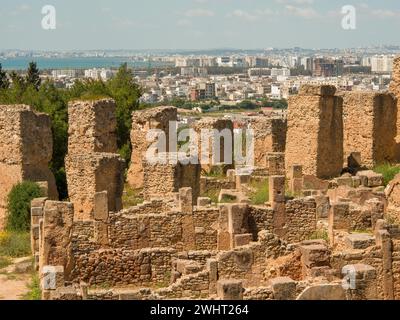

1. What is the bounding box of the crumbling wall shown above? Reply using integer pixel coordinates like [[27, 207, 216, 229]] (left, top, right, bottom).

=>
[[342, 92, 397, 168], [65, 99, 125, 221], [285, 85, 343, 179], [67, 99, 117, 154], [285, 198, 317, 243], [65, 153, 125, 220], [0, 105, 58, 229], [192, 118, 234, 173], [249, 117, 287, 169], [142, 153, 201, 202], [389, 56, 400, 154], [70, 248, 176, 287], [127, 106, 178, 189]]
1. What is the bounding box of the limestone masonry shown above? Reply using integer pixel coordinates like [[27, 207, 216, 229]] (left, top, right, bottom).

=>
[[0, 105, 58, 229], [285, 85, 343, 179], [2, 58, 400, 300]]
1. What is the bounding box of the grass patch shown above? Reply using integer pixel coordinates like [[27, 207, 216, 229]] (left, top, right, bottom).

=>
[[21, 273, 41, 300], [374, 163, 400, 186], [122, 185, 144, 208], [0, 256, 12, 269], [249, 179, 269, 205], [202, 189, 219, 204], [308, 230, 329, 242], [0, 231, 31, 258], [202, 166, 226, 179], [220, 194, 237, 203]]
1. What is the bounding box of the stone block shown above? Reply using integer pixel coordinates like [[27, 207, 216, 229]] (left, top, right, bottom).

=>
[[300, 244, 330, 268], [93, 191, 109, 222], [345, 234, 375, 249], [217, 280, 243, 300], [269, 176, 285, 204], [269, 277, 297, 300], [42, 266, 65, 290], [179, 187, 193, 214], [234, 234, 253, 247], [356, 170, 384, 187], [197, 197, 211, 207], [299, 85, 336, 96]]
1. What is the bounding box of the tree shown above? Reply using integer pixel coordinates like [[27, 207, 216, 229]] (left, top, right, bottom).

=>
[[0, 63, 9, 89], [6, 181, 43, 232], [107, 63, 142, 162], [26, 61, 41, 90]]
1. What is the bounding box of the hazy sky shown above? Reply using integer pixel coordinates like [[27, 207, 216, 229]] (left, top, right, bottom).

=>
[[0, 0, 399, 50]]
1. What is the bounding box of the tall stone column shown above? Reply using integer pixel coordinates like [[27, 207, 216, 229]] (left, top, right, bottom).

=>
[[0, 105, 58, 230], [65, 99, 125, 221], [285, 85, 343, 179]]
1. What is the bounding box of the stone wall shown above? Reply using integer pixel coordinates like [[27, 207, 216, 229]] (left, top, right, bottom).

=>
[[285, 85, 343, 179], [127, 106, 178, 189], [142, 153, 201, 202], [192, 118, 234, 173], [70, 248, 176, 287], [0, 105, 58, 229], [389, 56, 400, 153], [65, 99, 125, 221], [65, 153, 125, 220], [249, 117, 287, 169], [342, 92, 397, 168], [67, 99, 117, 154]]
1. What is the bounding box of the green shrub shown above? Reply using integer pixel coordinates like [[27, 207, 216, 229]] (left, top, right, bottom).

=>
[[374, 163, 400, 186], [0, 231, 31, 258], [249, 180, 269, 205], [6, 181, 43, 232]]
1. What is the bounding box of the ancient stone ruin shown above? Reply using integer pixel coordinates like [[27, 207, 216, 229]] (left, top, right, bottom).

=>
[[65, 99, 125, 221], [127, 106, 178, 189], [0, 105, 58, 229], [2, 57, 400, 301], [285, 85, 343, 179], [342, 91, 397, 168]]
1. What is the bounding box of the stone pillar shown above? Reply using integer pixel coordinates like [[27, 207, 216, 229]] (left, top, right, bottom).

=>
[[127, 106, 178, 189], [328, 202, 350, 246], [267, 152, 285, 176], [375, 223, 394, 300], [179, 187, 193, 214], [288, 164, 303, 195], [217, 280, 243, 300], [192, 118, 234, 174], [217, 204, 249, 250], [342, 92, 397, 168], [389, 56, 400, 158], [41, 266, 65, 300], [235, 172, 251, 191], [93, 191, 109, 246], [207, 259, 218, 295], [142, 152, 201, 203], [0, 105, 58, 230], [343, 264, 378, 300], [65, 99, 125, 221], [39, 201, 74, 278], [285, 85, 343, 179], [249, 117, 287, 169], [269, 176, 286, 238], [31, 197, 47, 269]]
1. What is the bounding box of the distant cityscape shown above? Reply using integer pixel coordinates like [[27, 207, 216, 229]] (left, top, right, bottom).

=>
[[1, 45, 400, 106]]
